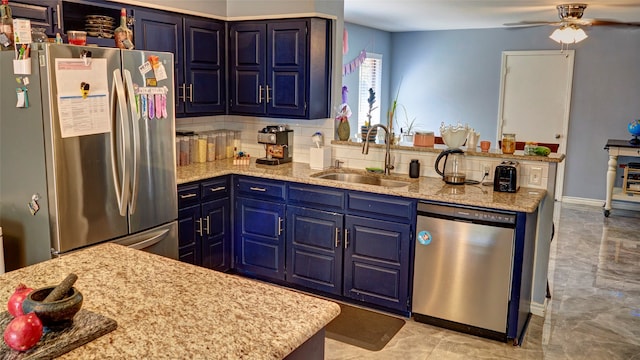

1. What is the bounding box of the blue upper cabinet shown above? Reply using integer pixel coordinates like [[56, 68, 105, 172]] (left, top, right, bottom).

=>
[[9, 0, 60, 36], [132, 9, 184, 113], [184, 18, 225, 115], [229, 18, 331, 119], [133, 8, 225, 117]]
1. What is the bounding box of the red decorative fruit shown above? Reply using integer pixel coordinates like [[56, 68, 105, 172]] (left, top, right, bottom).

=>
[[3, 312, 43, 351], [7, 284, 33, 317]]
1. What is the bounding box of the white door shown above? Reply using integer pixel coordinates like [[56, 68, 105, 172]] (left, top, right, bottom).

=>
[[497, 50, 574, 200]]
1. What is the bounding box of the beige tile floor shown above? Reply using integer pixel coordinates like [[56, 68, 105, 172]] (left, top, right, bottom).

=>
[[325, 203, 640, 359]]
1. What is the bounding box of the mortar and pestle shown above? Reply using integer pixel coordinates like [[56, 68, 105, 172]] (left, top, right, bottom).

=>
[[22, 273, 83, 330]]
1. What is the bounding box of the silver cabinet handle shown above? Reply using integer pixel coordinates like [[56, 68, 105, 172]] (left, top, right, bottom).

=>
[[209, 186, 226, 192], [179, 84, 186, 102], [56, 4, 61, 30], [196, 218, 203, 236], [278, 217, 283, 236], [188, 84, 193, 103], [266, 85, 271, 103], [344, 229, 349, 249], [180, 193, 198, 199], [204, 216, 211, 235], [249, 187, 266, 192], [258, 85, 264, 104], [335, 228, 340, 248]]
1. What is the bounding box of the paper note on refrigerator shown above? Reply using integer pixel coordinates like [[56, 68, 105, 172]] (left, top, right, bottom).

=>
[[55, 58, 110, 138]]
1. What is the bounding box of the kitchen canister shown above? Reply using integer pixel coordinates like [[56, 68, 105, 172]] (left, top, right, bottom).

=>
[[409, 159, 420, 178], [413, 131, 434, 147]]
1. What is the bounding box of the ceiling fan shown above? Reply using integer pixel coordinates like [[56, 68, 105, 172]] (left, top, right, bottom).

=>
[[504, 3, 640, 28]]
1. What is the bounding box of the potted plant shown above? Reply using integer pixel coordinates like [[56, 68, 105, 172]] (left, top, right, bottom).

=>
[[399, 104, 416, 144], [361, 88, 378, 142]]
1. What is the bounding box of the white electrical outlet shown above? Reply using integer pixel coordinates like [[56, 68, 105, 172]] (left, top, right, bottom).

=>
[[530, 166, 543, 186], [483, 164, 492, 179]]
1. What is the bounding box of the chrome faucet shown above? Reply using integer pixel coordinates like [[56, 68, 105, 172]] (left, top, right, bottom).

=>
[[362, 124, 394, 175]]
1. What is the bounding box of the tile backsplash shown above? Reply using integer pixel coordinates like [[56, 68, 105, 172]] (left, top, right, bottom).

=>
[[176, 115, 549, 190]]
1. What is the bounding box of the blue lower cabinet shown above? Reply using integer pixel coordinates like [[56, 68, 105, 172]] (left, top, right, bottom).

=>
[[178, 203, 200, 264], [344, 215, 411, 312], [234, 197, 286, 281], [286, 206, 343, 295], [201, 198, 231, 271], [177, 177, 231, 271]]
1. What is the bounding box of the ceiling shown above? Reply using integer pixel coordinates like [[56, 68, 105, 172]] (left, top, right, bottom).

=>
[[343, 0, 640, 32]]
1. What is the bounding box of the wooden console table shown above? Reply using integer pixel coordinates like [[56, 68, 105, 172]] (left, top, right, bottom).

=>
[[604, 139, 640, 217]]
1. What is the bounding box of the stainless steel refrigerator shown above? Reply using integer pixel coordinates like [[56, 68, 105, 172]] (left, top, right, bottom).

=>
[[0, 44, 178, 271]]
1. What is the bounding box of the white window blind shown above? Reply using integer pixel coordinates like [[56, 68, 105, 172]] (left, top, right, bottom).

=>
[[358, 53, 382, 128]]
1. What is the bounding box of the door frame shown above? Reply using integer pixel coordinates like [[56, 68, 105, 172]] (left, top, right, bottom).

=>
[[496, 50, 574, 200]]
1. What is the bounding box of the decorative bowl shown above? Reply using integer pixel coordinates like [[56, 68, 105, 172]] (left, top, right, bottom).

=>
[[22, 286, 83, 329], [440, 122, 469, 148]]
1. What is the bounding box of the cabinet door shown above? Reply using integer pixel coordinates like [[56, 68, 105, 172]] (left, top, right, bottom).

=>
[[234, 197, 285, 281], [178, 203, 201, 265], [184, 17, 225, 115], [132, 8, 185, 115], [10, 0, 58, 36], [286, 206, 343, 295], [344, 215, 411, 312], [267, 20, 307, 118], [201, 197, 231, 272], [228, 22, 266, 115]]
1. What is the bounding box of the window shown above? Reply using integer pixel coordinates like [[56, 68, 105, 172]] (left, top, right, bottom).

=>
[[358, 53, 382, 128]]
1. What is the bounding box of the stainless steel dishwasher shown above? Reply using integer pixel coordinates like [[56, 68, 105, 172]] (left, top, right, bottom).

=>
[[412, 201, 516, 339]]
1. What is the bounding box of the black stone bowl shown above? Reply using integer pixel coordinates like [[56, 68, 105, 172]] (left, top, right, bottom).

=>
[[21, 286, 83, 330]]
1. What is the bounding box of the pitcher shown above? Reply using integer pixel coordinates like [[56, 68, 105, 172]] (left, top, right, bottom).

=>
[[466, 130, 480, 151]]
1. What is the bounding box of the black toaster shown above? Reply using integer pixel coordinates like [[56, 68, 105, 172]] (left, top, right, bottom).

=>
[[493, 161, 520, 192]]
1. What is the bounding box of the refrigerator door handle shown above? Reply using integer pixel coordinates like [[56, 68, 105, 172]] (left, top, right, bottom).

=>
[[123, 69, 140, 215], [110, 69, 131, 217]]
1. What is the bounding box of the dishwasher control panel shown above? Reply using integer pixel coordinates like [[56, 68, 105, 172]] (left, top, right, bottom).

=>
[[418, 202, 516, 225]]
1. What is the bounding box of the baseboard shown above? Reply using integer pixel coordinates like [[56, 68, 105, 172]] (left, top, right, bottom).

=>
[[562, 196, 640, 212], [530, 299, 546, 317], [561, 196, 603, 207]]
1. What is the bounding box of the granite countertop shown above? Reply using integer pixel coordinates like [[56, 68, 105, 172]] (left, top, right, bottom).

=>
[[177, 159, 546, 213], [0, 244, 340, 359]]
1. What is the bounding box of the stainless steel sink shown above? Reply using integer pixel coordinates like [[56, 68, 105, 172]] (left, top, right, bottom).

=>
[[312, 172, 411, 188]]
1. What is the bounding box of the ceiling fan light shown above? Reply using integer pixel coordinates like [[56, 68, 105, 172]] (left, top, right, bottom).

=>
[[549, 28, 565, 43], [549, 26, 588, 44], [573, 28, 588, 43]]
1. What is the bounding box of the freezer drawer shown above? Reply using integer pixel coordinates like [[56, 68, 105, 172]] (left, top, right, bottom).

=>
[[112, 221, 178, 260]]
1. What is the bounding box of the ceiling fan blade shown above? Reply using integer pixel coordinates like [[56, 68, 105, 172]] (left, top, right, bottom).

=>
[[503, 21, 560, 27], [588, 19, 640, 27]]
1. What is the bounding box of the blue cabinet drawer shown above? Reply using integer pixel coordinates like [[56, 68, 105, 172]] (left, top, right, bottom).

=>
[[178, 183, 201, 208], [235, 176, 286, 201], [201, 177, 230, 201], [287, 183, 344, 211], [347, 191, 416, 223]]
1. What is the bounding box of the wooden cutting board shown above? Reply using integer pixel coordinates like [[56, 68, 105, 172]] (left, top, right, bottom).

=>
[[0, 309, 117, 359]]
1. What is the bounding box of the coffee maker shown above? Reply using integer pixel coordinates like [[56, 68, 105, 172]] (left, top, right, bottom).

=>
[[256, 125, 294, 165]]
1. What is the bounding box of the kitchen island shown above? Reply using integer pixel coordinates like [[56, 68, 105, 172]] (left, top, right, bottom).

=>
[[0, 244, 340, 359]]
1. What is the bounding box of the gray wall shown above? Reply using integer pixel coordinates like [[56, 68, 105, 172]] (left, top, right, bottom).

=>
[[387, 26, 640, 200]]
